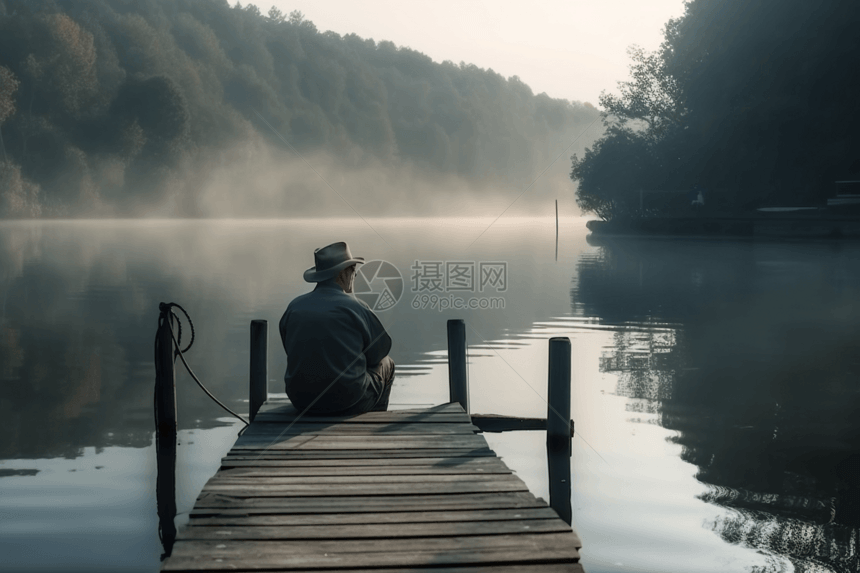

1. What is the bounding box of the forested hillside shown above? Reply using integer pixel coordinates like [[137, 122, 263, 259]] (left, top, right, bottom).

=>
[[0, 0, 598, 217], [572, 0, 860, 220]]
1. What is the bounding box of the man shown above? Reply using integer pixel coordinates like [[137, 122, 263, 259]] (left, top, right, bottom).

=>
[[279, 241, 395, 415]]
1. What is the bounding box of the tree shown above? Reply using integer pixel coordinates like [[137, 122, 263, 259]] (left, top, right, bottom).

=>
[[111, 75, 190, 158], [660, 0, 860, 206], [0, 162, 41, 217], [288, 10, 317, 32], [45, 13, 98, 115], [0, 65, 18, 163], [598, 45, 685, 140], [574, 0, 860, 216], [571, 126, 656, 221], [0, 65, 16, 123], [267, 6, 286, 24], [571, 42, 688, 221]]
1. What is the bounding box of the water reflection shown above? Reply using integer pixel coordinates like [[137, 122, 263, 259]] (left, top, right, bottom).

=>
[[155, 431, 177, 560], [4, 218, 860, 572], [576, 237, 860, 572], [600, 329, 680, 404]]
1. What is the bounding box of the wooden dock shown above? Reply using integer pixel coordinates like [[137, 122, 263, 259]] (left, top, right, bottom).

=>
[[160, 398, 584, 572]]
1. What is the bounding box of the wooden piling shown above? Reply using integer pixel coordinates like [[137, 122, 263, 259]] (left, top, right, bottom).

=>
[[447, 319, 469, 414], [155, 305, 177, 436], [155, 429, 177, 559], [249, 320, 268, 423], [547, 337, 572, 525]]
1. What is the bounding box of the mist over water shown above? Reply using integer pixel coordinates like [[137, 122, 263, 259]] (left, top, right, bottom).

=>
[[184, 143, 581, 218], [1, 218, 858, 573]]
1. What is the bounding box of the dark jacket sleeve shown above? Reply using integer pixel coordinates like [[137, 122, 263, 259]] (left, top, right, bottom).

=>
[[360, 305, 392, 367]]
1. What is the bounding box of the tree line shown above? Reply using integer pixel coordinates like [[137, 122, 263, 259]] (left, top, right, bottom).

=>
[[0, 0, 598, 217], [571, 0, 860, 220]]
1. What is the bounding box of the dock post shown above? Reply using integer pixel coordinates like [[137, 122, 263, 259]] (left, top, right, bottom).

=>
[[447, 319, 469, 414], [547, 337, 572, 525], [155, 425, 177, 559], [154, 303, 178, 558], [155, 304, 177, 436], [249, 320, 268, 423]]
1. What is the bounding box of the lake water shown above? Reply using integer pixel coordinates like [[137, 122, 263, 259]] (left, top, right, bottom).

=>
[[1, 218, 858, 573]]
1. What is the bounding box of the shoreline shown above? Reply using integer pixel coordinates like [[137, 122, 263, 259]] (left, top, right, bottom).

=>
[[587, 212, 860, 239]]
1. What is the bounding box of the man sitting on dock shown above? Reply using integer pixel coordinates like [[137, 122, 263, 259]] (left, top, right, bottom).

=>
[[278, 241, 395, 416]]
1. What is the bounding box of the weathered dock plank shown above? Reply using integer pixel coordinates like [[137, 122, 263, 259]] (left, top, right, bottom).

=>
[[223, 449, 497, 459], [163, 533, 580, 570], [189, 507, 560, 526], [201, 481, 530, 496], [251, 402, 470, 424], [240, 422, 482, 435], [232, 434, 490, 449], [162, 401, 583, 572], [179, 519, 573, 540], [191, 491, 548, 514], [202, 567, 585, 573], [167, 563, 584, 573], [208, 474, 517, 484], [215, 463, 512, 476], [218, 456, 507, 468]]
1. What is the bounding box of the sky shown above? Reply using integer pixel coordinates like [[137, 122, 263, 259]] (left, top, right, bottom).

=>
[[260, 0, 689, 105]]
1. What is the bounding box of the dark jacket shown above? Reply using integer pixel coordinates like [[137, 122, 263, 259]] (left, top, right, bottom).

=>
[[279, 280, 392, 413]]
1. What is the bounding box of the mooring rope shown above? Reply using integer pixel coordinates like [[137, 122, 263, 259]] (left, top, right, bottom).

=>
[[154, 302, 250, 428]]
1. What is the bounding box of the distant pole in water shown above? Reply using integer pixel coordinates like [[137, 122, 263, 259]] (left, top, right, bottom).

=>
[[447, 319, 469, 414], [555, 199, 559, 261], [249, 320, 268, 423], [547, 337, 572, 525]]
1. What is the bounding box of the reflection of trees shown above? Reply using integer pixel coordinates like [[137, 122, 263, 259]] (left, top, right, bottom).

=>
[[1, 251, 170, 458], [578, 238, 860, 572], [0, 224, 254, 460], [708, 510, 858, 573], [600, 329, 680, 404]]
